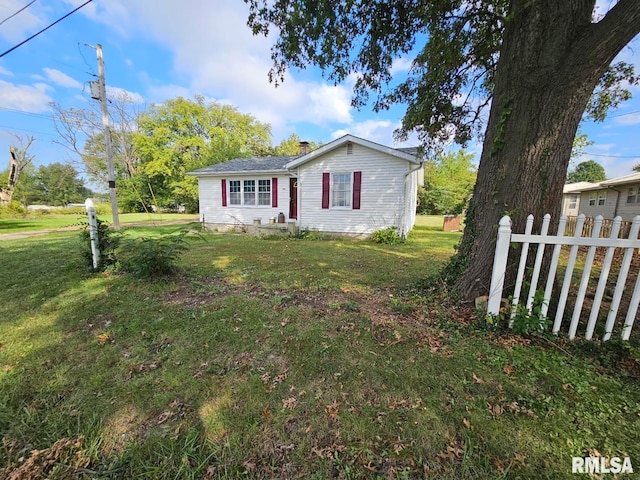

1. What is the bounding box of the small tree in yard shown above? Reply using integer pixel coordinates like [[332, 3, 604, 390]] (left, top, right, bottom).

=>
[[245, 0, 640, 300]]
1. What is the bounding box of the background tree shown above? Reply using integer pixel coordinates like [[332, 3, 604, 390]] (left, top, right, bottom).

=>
[[1, 135, 35, 205], [133, 96, 272, 212], [566, 160, 607, 183], [30, 163, 91, 206], [272, 133, 321, 155], [417, 150, 477, 215], [246, 0, 640, 299]]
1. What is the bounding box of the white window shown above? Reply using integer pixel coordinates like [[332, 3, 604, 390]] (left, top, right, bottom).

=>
[[588, 193, 596, 206], [598, 193, 606, 206], [229, 179, 271, 206], [568, 194, 578, 210], [332, 173, 351, 207], [229, 180, 241, 205], [258, 179, 271, 206], [243, 180, 256, 205], [627, 187, 638, 204]]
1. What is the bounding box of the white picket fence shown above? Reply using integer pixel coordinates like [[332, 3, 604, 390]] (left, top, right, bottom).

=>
[[488, 214, 640, 341]]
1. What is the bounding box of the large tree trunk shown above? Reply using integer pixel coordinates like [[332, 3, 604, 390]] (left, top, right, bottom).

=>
[[454, 0, 640, 300]]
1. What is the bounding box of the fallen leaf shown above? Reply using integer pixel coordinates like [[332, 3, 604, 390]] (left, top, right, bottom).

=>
[[282, 397, 298, 409], [503, 365, 515, 375], [472, 373, 485, 384], [463, 418, 473, 430]]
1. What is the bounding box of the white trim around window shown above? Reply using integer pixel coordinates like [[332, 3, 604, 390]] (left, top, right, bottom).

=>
[[228, 178, 272, 206]]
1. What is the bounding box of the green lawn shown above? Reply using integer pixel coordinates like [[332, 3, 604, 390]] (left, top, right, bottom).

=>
[[0, 212, 199, 233], [0, 216, 638, 479]]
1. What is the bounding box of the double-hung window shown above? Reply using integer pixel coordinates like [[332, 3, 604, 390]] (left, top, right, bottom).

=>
[[229, 180, 241, 205], [258, 179, 271, 206], [568, 194, 578, 210], [627, 187, 638, 204], [332, 173, 352, 208], [598, 193, 606, 206], [588, 193, 596, 206]]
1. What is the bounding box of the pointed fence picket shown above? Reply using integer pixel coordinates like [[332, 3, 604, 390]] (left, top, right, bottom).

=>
[[487, 213, 640, 341]]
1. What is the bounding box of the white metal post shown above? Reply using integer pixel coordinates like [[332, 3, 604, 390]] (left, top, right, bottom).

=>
[[85, 198, 100, 269]]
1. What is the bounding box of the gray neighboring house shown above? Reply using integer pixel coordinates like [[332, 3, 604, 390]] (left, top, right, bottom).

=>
[[562, 172, 640, 220], [188, 134, 423, 237]]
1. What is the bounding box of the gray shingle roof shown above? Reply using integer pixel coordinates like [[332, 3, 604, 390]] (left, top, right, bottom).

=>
[[188, 155, 298, 175]]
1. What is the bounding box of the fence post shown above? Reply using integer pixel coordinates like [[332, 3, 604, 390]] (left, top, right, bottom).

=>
[[510, 214, 534, 327], [605, 215, 640, 341], [568, 215, 603, 340], [85, 198, 100, 270], [487, 216, 512, 316]]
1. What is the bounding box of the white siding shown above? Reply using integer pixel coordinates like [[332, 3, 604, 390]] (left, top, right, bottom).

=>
[[616, 183, 640, 220], [578, 189, 617, 219], [296, 143, 416, 235], [562, 193, 580, 216], [198, 174, 292, 227]]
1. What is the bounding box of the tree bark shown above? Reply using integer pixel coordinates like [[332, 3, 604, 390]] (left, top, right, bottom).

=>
[[454, 0, 640, 299]]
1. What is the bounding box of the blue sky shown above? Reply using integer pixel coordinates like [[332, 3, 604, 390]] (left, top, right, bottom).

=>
[[0, 0, 638, 183]]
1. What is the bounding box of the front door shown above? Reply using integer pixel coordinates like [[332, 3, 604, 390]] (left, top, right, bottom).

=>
[[289, 178, 298, 220]]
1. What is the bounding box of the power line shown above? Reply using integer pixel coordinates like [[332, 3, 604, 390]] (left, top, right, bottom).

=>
[[609, 110, 640, 118], [585, 152, 640, 159], [0, 0, 93, 60], [0, 0, 36, 27], [0, 106, 53, 120]]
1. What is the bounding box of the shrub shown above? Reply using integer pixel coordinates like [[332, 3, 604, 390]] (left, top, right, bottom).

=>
[[79, 217, 121, 271], [116, 232, 190, 280], [370, 227, 403, 245], [0, 201, 27, 218]]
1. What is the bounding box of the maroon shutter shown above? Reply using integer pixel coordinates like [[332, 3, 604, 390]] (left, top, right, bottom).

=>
[[221, 179, 227, 207], [352, 171, 362, 209], [322, 172, 330, 209], [272, 177, 278, 207]]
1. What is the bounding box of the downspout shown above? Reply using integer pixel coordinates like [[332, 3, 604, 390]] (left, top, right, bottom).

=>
[[402, 161, 424, 238]]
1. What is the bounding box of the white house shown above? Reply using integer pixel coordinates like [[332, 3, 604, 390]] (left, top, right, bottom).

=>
[[562, 172, 640, 220], [188, 134, 424, 237]]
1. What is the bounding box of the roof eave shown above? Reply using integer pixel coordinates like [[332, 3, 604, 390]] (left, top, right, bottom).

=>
[[187, 169, 290, 177]]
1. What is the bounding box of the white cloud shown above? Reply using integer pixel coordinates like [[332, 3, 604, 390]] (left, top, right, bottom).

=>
[[77, 0, 355, 130], [390, 57, 413, 76], [106, 86, 144, 104], [0, 0, 45, 42], [613, 112, 640, 126], [0, 80, 52, 112], [42, 68, 82, 88], [0, 66, 13, 76]]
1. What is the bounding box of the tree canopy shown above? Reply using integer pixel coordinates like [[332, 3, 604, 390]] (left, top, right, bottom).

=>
[[246, 0, 640, 299], [418, 150, 476, 215], [566, 160, 607, 183], [272, 133, 321, 156], [133, 96, 272, 212]]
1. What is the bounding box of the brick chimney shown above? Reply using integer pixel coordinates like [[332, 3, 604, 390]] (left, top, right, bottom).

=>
[[299, 141, 310, 155]]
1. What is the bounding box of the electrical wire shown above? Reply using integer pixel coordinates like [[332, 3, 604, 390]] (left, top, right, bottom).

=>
[[0, 0, 93, 59], [0, 0, 36, 27], [584, 152, 640, 159]]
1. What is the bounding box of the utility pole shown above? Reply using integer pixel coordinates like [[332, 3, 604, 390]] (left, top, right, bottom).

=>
[[95, 43, 120, 228]]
